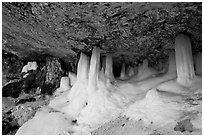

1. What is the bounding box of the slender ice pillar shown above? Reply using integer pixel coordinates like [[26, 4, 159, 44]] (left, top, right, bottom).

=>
[[77, 53, 90, 81], [194, 52, 202, 75], [120, 63, 126, 80], [88, 47, 100, 96], [175, 34, 195, 86], [105, 54, 114, 81], [101, 57, 106, 73]]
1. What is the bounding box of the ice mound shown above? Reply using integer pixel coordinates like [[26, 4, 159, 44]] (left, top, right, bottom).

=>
[[16, 109, 72, 135], [123, 89, 184, 127], [54, 77, 70, 96]]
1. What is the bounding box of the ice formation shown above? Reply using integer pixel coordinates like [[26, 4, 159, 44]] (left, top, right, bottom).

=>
[[54, 77, 70, 96], [129, 59, 158, 82], [16, 42, 202, 135], [68, 72, 77, 86], [105, 54, 114, 81], [21, 61, 38, 73], [21, 62, 31, 73], [127, 66, 135, 77], [175, 34, 195, 86], [123, 88, 184, 127], [120, 63, 128, 80]]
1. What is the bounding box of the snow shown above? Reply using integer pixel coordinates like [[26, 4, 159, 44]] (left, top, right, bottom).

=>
[[21, 61, 38, 73], [15, 109, 72, 135], [123, 88, 185, 127]]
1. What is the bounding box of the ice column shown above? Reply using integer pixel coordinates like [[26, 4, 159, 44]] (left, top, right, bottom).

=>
[[105, 54, 114, 81], [77, 53, 90, 81], [68, 53, 89, 101], [175, 34, 195, 86], [120, 63, 126, 80], [88, 47, 100, 97]]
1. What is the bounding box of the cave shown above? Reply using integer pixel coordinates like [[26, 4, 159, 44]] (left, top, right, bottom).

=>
[[2, 2, 202, 135]]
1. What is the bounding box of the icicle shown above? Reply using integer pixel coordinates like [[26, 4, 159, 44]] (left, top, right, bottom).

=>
[[68, 72, 77, 86], [175, 34, 195, 86], [168, 51, 176, 74], [127, 66, 135, 77], [88, 47, 100, 96], [194, 52, 202, 75], [77, 53, 90, 81], [120, 62, 127, 80], [105, 54, 114, 81]]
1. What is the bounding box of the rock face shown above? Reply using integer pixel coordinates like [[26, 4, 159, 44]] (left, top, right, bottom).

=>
[[2, 2, 202, 66], [42, 57, 64, 95], [2, 50, 24, 86]]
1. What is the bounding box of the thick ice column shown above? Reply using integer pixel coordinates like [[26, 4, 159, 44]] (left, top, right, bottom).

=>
[[168, 51, 176, 74], [88, 47, 100, 95], [77, 53, 90, 81], [194, 52, 202, 75], [120, 63, 126, 79], [105, 54, 114, 81], [175, 34, 195, 86]]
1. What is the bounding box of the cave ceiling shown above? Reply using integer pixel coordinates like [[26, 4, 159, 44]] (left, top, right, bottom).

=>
[[2, 2, 202, 65]]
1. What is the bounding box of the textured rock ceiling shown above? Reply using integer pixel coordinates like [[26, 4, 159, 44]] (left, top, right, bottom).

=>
[[2, 2, 202, 66]]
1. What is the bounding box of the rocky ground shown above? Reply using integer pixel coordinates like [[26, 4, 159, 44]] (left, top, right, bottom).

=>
[[92, 89, 202, 135], [2, 93, 51, 135]]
